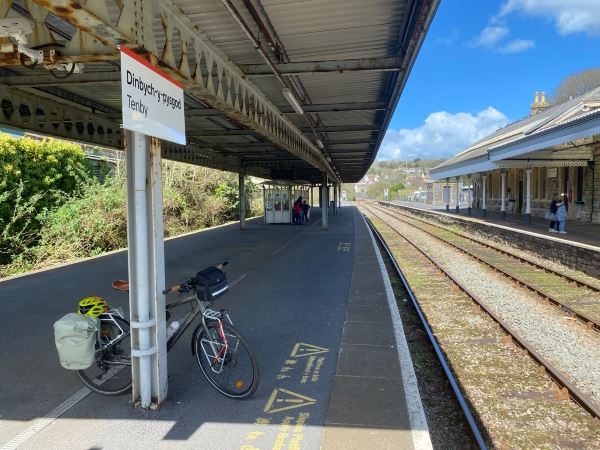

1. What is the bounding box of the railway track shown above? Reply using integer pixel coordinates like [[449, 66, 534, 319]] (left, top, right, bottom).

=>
[[367, 200, 600, 333], [359, 202, 600, 449]]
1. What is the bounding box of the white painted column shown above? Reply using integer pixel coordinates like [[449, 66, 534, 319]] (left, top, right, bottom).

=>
[[482, 174, 487, 217], [501, 171, 507, 220], [322, 174, 328, 229], [525, 169, 532, 223], [445, 178, 450, 212], [239, 171, 246, 229], [455, 178, 460, 213], [125, 131, 167, 409], [467, 175, 472, 216]]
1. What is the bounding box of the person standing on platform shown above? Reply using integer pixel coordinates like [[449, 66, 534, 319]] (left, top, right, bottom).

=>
[[548, 194, 558, 233], [302, 200, 310, 225], [555, 193, 567, 234], [293, 201, 302, 225]]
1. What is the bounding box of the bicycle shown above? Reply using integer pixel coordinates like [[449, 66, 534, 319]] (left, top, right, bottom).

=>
[[76, 262, 259, 399]]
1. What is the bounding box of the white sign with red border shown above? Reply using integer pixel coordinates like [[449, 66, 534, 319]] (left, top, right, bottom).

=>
[[120, 47, 186, 145]]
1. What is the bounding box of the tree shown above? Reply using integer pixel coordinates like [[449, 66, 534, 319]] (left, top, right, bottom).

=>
[[552, 67, 600, 104]]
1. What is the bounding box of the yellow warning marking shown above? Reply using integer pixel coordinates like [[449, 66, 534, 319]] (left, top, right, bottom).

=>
[[291, 342, 329, 358], [264, 388, 316, 414]]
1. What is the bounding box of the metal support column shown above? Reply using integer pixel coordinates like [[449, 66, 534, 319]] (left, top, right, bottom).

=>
[[455, 178, 460, 214], [333, 183, 338, 215], [501, 171, 507, 221], [239, 171, 246, 229], [525, 169, 532, 224], [310, 184, 314, 207], [322, 174, 328, 230], [482, 174, 487, 218], [125, 131, 167, 409]]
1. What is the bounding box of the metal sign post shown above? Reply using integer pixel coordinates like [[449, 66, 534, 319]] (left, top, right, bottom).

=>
[[121, 47, 185, 409]]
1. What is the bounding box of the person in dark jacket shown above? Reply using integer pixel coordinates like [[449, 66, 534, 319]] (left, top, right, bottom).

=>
[[548, 194, 558, 233], [555, 193, 568, 234], [302, 200, 310, 224]]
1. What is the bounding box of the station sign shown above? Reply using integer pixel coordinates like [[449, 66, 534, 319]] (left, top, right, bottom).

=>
[[120, 47, 186, 145]]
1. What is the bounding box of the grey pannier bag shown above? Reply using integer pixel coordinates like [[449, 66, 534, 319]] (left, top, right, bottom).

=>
[[54, 313, 100, 370]]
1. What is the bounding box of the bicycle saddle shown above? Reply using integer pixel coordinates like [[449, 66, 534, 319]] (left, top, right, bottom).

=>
[[112, 280, 129, 291]]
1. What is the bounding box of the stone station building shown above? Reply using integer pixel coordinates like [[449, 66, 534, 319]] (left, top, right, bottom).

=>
[[429, 89, 600, 223]]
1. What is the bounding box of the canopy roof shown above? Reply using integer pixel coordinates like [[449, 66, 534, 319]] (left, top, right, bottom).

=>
[[0, 0, 438, 183], [429, 87, 600, 180]]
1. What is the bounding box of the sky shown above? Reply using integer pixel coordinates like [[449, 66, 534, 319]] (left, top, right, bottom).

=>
[[379, 0, 600, 161]]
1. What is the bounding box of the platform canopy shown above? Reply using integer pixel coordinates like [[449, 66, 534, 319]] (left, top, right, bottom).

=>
[[0, 0, 438, 183], [429, 88, 600, 180]]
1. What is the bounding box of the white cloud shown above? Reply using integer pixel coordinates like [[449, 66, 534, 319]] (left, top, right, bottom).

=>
[[378, 107, 509, 161], [470, 25, 510, 47], [499, 0, 600, 35], [498, 38, 536, 53]]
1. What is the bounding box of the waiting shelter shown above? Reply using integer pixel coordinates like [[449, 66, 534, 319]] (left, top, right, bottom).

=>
[[262, 181, 311, 224]]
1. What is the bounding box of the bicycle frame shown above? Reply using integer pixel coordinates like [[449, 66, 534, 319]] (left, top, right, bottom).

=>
[[97, 291, 233, 364]]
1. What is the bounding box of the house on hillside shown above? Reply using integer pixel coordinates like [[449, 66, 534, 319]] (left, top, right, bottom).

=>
[[428, 90, 600, 223]]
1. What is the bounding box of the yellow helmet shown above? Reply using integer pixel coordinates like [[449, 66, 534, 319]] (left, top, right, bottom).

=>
[[78, 296, 108, 317]]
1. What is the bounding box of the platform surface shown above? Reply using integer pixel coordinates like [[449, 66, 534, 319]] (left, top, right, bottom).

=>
[[393, 201, 600, 250], [0, 206, 428, 450]]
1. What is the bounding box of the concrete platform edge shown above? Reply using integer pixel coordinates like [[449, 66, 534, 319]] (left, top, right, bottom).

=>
[[360, 213, 433, 450]]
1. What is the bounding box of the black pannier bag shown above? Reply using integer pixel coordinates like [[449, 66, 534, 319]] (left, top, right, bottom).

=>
[[195, 266, 229, 301]]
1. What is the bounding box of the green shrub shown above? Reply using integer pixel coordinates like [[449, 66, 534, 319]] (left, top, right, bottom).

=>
[[0, 135, 93, 264], [0, 150, 263, 276]]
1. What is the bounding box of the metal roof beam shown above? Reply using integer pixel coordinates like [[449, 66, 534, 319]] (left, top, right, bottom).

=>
[[188, 129, 256, 136], [31, 0, 338, 181], [326, 138, 377, 145], [0, 85, 123, 147], [238, 57, 402, 76], [298, 125, 381, 133], [0, 72, 121, 87], [280, 101, 388, 113]]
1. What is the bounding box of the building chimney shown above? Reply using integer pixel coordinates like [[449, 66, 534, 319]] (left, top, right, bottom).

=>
[[530, 91, 540, 116]]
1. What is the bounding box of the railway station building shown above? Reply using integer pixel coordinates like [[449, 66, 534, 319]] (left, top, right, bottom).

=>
[[429, 89, 600, 223]]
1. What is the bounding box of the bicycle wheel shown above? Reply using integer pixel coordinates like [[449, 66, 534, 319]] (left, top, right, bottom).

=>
[[194, 321, 259, 399], [77, 316, 132, 396]]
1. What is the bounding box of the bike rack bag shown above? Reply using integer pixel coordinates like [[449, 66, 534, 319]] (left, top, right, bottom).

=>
[[53, 313, 100, 370], [195, 267, 229, 302]]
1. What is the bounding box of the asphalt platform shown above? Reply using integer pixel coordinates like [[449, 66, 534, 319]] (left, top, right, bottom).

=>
[[0, 206, 430, 450]]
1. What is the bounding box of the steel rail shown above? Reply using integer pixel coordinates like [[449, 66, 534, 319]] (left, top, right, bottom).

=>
[[361, 203, 600, 419], [363, 214, 488, 450], [378, 201, 600, 293], [370, 202, 600, 333]]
